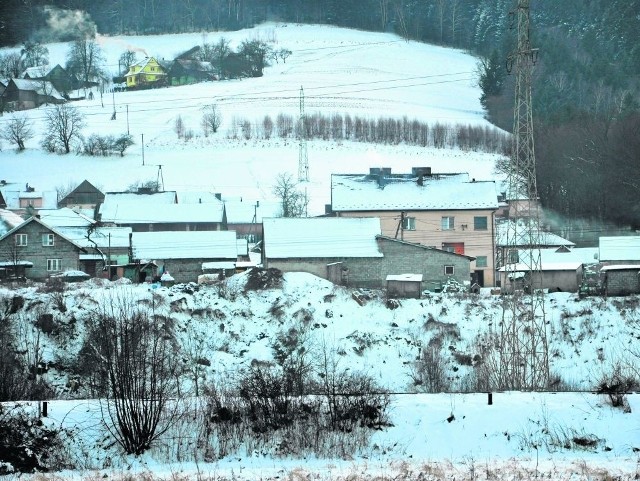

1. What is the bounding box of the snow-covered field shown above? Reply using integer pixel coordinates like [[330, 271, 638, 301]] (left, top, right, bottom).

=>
[[0, 23, 504, 215]]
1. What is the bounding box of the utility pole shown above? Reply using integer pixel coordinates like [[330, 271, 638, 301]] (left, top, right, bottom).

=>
[[141, 133, 145, 166], [156, 164, 165, 191], [499, 0, 548, 391], [126, 105, 130, 134], [111, 89, 116, 120], [298, 86, 309, 182]]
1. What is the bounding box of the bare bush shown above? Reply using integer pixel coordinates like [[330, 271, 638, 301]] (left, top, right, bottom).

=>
[[93, 289, 182, 454], [411, 344, 448, 393], [596, 363, 637, 411]]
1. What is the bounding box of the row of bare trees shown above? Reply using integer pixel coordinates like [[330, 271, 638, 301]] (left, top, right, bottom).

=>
[[226, 112, 509, 154], [1, 104, 132, 157]]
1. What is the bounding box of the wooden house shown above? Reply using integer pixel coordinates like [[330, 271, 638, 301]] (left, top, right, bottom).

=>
[[22, 64, 80, 94], [57, 179, 105, 216], [125, 57, 167, 89], [330, 167, 497, 286], [1, 78, 65, 110]]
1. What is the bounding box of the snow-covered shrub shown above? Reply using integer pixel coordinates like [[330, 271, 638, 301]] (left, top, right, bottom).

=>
[[244, 267, 283, 291], [0, 403, 70, 473], [596, 363, 637, 412]]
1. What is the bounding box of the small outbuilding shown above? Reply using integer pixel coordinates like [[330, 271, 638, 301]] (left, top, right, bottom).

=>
[[386, 274, 423, 298], [600, 265, 640, 296]]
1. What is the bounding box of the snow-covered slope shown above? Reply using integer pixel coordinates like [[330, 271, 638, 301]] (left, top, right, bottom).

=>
[[0, 23, 505, 215], [1, 273, 639, 477]]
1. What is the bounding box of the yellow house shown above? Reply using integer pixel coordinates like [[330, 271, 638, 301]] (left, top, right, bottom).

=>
[[331, 167, 500, 287], [125, 57, 167, 89]]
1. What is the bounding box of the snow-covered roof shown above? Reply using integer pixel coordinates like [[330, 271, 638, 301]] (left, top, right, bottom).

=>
[[224, 199, 282, 223], [21, 65, 50, 78], [600, 264, 640, 271], [263, 217, 383, 258], [495, 219, 575, 248], [331, 173, 498, 211], [513, 247, 599, 268], [100, 202, 224, 224], [10, 78, 65, 100], [102, 191, 177, 205], [386, 274, 423, 282], [55, 226, 132, 249], [0, 188, 58, 210], [0, 208, 25, 233], [176, 192, 223, 204], [131, 230, 238, 260], [202, 261, 236, 270], [499, 262, 583, 272], [37, 208, 95, 228], [599, 236, 640, 262]]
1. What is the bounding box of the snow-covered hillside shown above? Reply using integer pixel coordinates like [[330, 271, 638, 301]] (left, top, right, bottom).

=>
[[0, 23, 505, 215], [1, 273, 639, 478]]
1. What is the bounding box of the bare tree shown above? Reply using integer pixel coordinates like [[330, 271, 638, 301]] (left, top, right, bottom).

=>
[[94, 289, 181, 455], [262, 115, 274, 139], [42, 104, 85, 154], [0, 52, 23, 78], [66, 36, 105, 90], [1, 115, 33, 151], [20, 41, 49, 69], [201, 104, 222, 136], [174, 115, 186, 139], [272, 173, 308, 218], [118, 50, 137, 76]]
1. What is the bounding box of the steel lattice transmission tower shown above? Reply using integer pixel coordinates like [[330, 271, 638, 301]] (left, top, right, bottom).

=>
[[498, 0, 549, 391], [298, 86, 309, 182]]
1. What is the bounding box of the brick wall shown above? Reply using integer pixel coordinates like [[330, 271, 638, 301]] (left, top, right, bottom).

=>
[[265, 237, 471, 290]]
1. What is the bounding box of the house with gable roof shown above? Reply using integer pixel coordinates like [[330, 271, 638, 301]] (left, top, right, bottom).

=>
[[58, 180, 105, 215], [125, 57, 167, 89], [330, 167, 498, 286], [262, 217, 473, 290], [1, 78, 65, 110], [21, 64, 80, 94], [0, 214, 132, 281]]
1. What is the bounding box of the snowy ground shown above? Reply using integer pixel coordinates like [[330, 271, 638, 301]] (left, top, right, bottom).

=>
[[0, 23, 504, 216], [1, 272, 639, 479]]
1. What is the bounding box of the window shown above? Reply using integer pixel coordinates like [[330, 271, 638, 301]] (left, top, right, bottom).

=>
[[508, 250, 519, 263], [441, 216, 455, 230], [47, 259, 61, 272], [402, 216, 416, 230], [15, 234, 27, 246], [442, 242, 464, 255], [444, 265, 455, 275], [476, 256, 488, 268], [42, 233, 55, 246], [474, 216, 488, 230]]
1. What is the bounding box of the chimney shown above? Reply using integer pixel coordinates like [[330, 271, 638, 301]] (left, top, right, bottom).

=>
[[412, 167, 431, 177], [369, 167, 391, 188]]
